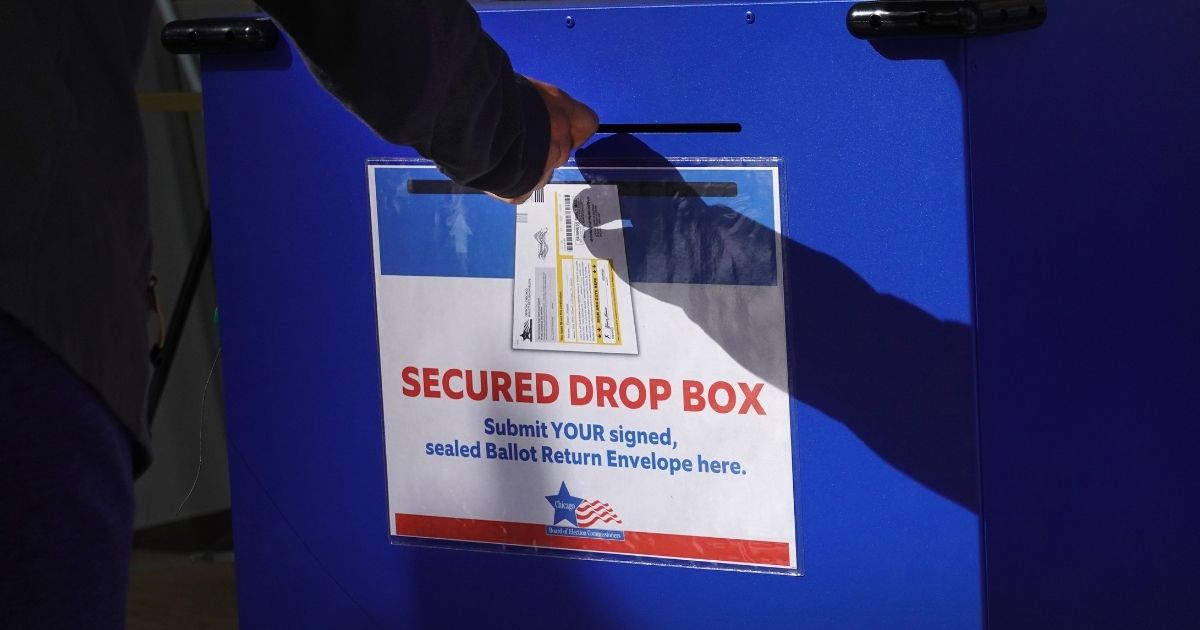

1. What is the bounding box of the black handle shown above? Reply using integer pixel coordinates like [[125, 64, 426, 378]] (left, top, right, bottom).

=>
[[162, 17, 279, 54], [847, 1, 1046, 39]]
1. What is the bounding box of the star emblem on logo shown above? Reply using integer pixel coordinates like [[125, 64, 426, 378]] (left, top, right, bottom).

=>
[[545, 482, 583, 526]]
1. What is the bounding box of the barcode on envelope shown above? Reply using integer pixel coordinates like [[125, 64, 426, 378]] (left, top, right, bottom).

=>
[[562, 194, 573, 252]]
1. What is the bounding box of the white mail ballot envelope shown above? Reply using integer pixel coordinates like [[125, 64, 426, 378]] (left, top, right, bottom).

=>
[[512, 183, 638, 354]]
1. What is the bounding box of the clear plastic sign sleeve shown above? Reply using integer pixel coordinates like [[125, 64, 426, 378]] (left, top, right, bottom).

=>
[[366, 157, 801, 574]]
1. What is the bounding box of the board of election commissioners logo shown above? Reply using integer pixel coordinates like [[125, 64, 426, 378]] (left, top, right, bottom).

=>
[[545, 482, 626, 541]]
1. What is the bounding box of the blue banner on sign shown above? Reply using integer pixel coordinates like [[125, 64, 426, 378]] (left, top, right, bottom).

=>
[[371, 163, 779, 285]]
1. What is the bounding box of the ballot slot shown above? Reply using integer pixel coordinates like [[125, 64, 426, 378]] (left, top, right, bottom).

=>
[[595, 123, 741, 134], [406, 123, 741, 196], [398, 120, 742, 197]]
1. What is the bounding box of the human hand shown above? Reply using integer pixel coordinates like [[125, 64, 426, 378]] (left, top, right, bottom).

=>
[[493, 77, 598, 204]]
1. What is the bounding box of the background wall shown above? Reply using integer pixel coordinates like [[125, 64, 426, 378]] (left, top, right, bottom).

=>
[[134, 0, 257, 530]]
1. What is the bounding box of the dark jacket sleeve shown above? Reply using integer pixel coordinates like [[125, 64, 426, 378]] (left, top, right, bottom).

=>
[[256, 0, 549, 198]]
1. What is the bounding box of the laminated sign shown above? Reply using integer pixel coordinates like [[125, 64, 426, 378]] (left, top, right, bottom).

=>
[[367, 160, 799, 572]]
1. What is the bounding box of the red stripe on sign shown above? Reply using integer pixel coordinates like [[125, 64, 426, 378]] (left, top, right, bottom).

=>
[[393, 513, 791, 567]]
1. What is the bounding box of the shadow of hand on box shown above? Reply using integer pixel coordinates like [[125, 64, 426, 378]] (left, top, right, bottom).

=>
[[576, 134, 979, 512]]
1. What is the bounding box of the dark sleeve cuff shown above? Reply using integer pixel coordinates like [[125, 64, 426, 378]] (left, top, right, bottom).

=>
[[459, 75, 550, 198]]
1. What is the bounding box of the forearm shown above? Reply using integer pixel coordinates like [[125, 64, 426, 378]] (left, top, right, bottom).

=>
[[257, 0, 549, 197]]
